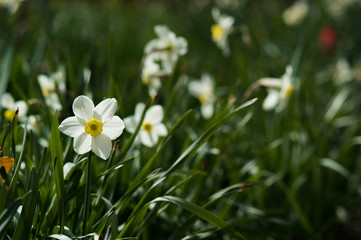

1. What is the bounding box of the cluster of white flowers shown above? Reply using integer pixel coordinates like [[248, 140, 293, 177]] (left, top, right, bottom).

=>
[[141, 25, 188, 96], [211, 8, 235, 56], [37, 67, 66, 111]]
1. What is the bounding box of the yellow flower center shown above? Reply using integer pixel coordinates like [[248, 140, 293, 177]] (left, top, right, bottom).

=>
[[198, 94, 209, 104], [84, 118, 103, 137], [4, 110, 15, 121], [285, 85, 293, 99], [211, 24, 224, 41], [142, 122, 153, 133]]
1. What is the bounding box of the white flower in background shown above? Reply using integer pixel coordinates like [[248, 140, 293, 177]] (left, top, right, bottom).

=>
[[188, 73, 216, 119], [124, 103, 167, 147], [324, 0, 354, 18], [0, 0, 24, 14], [27, 115, 41, 134], [145, 25, 188, 73], [211, 8, 235, 56], [333, 58, 354, 85], [260, 65, 294, 112], [0, 93, 28, 121], [282, 0, 309, 26], [141, 54, 162, 97], [58, 95, 125, 160], [38, 67, 66, 111]]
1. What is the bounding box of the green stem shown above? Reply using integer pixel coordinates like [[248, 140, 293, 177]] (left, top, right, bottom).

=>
[[82, 151, 92, 235]]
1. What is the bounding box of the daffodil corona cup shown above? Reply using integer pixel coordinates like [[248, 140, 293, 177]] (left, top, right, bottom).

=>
[[58, 95, 125, 160]]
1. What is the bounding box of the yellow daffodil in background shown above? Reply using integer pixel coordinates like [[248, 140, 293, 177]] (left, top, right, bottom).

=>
[[260, 65, 294, 112], [0, 93, 28, 121], [0, 156, 14, 185], [58, 95, 125, 160], [124, 103, 167, 147], [282, 0, 309, 26], [188, 73, 216, 119], [211, 7, 235, 56]]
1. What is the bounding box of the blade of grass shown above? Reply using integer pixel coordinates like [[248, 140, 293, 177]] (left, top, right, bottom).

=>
[[13, 167, 39, 240], [50, 111, 65, 233]]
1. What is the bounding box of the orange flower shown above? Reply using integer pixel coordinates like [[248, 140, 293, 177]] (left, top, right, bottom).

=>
[[0, 156, 14, 184]]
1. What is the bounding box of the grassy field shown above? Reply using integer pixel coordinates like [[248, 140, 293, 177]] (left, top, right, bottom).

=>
[[0, 0, 361, 239]]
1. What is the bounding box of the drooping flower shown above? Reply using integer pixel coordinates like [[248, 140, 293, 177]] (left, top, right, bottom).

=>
[[0, 93, 28, 121], [38, 67, 66, 111], [0, 156, 14, 185], [58, 95, 125, 160], [124, 103, 167, 147], [282, 0, 309, 26], [211, 7, 235, 56], [141, 54, 163, 97], [188, 73, 216, 119], [260, 65, 294, 112]]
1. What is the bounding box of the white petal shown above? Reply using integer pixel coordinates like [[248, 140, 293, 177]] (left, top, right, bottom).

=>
[[59, 116, 85, 137], [73, 95, 94, 121], [74, 132, 92, 155], [145, 105, 164, 124], [102, 116, 125, 140], [92, 134, 112, 160], [153, 123, 168, 136], [37, 75, 53, 89], [15, 100, 28, 119], [123, 116, 137, 133], [0, 93, 15, 109], [263, 90, 279, 111], [134, 103, 146, 121], [94, 98, 117, 123], [201, 103, 214, 119], [140, 130, 155, 147]]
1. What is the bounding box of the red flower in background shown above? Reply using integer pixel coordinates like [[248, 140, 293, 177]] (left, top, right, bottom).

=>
[[319, 27, 338, 55]]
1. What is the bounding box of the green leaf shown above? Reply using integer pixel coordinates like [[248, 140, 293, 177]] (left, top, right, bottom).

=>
[[48, 234, 72, 240], [320, 158, 350, 179], [13, 167, 39, 240], [50, 111, 65, 233], [0, 47, 13, 96], [0, 198, 22, 237], [151, 196, 227, 228]]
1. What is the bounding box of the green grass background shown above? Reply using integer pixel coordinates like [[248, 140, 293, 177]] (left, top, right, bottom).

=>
[[0, 0, 361, 239]]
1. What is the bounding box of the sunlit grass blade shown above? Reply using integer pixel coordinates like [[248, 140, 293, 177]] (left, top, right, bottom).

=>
[[0, 198, 22, 237], [152, 196, 227, 228]]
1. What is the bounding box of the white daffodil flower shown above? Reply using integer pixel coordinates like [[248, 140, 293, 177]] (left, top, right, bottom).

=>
[[0, 92, 28, 121], [188, 73, 216, 119], [141, 54, 162, 97], [211, 8, 235, 56], [260, 65, 294, 112], [58, 95, 125, 160], [38, 67, 66, 111], [124, 103, 167, 147], [282, 0, 309, 26], [145, 25, 188, 73]]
